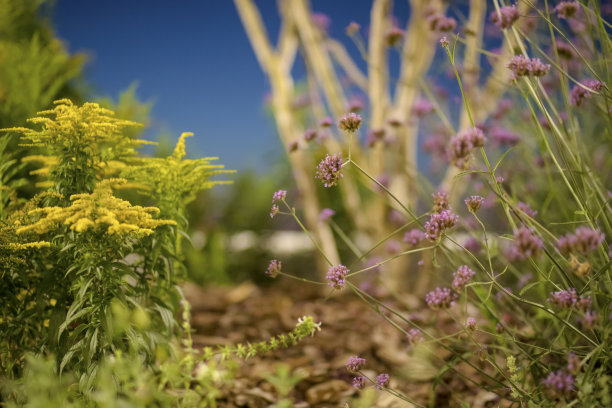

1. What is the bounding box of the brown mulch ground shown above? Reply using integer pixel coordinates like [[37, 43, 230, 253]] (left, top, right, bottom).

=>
[[184, 282, 509, 408]]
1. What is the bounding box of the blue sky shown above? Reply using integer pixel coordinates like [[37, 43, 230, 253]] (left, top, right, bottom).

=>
[[53, 1, 405, 172]]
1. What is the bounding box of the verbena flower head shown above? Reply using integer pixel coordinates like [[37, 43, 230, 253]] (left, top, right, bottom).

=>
[[490, 5, 520, 29], [465, 196, 484, 212], [376, 373, 390, 389], [508, 226, 543, 260], [428, 13, 456, 32], [465, 317, 477, 331], [556, 226, 605, 255], [385, 26, 404, 46], [547, 288, 591, 310], [315, 153, 344, 187], [411, 98, 434, 117], [346, 22, 360, 36], [406, 328, 424, 345], [518, 201, 538, 218], [318, 117, 333, 128], [432, 191, 450, 213], [424, 209, 458, 241], [581, 310, 597, 329], [326, 264, 349, 289], [346, 356, 366, 372], [554, 1, 579, 19], [266, 259, 282, 278], [555, 41, 575, 60], [352, 376, 366, 389], [303, 128, 317, 142], [452, 265, 475, 292], [508, 55, 551, 77], [272, 190, 287, 202], [338, 112, 362, 133], [270, 204, 279, 218], [403, 229, 425, 247], [448, 127, 485, 169], [566, 353, 580, 374], [319, 208, 335, 222], [490, 127, 520, 146], [542, 370, 574, 398], [465, 237, 482, 253], [570, 80, 605, 106], [425, 287, 457, 310]]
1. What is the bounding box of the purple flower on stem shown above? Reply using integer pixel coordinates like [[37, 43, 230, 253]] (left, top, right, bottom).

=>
[[555, 41, 575, 60], [270, 204, 279, 219], [508, 55, 551, 77], [376, 373, 390, 389], [465, 317, 476, 331], [581, 310, 597, 329], [490, 5, 520, 29], [547, 288, 591, 310], [403, 229, 425, 247], [315, 153, 344, 187], [518, 202, 537, 218], [338, 112, 362, 133], [272, 190, 287, 202], [566, 353, 580, 374], [406, 328, 424, 345], [542, 370, 574, 398], [448, 127, 485, 169], [428, 13, 456, 32], [385, 26, 404, 46], [508, 226, 543, 261], [452, 265, 475, 292], [311, 12, 331, 33], [411, 98, 434, 117], [556, 226, 605, 255], [465, 196, 484, 213], [464, 237, 482, 253], [318, 117, 333, 128], [425, 287, 457, 310], [352, 376, 366, 389], [319, 208, 335, 222], [432, 191, 450, 213], [346, 356, 366, 373], [554, 1, 579, 19], [490, 127, 520, 146], [326, 264, 349, 289], [424, 209, 458, 241], [346, 22, 360, 36], [266, 259, 282, 278], [570, 80, 605, 106], [303, 128, 317, 142]]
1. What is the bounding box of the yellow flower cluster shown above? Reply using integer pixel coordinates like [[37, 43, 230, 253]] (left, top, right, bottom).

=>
[[123, 132, 234, 210], [3, 98, 148, 161], [16, 179, 176, 237]]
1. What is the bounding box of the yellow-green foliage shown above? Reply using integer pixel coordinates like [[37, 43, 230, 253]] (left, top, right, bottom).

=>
[[16, 179, 175, 237], [123, 132, 235, 216], [5, 99, 146, 162]]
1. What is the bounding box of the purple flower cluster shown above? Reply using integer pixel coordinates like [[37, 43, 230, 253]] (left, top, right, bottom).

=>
[[556, 226, 605, 255], [490, 127, 520, 146], [581, 310, 597, 329], [554, 1, 579, 19], [570, 80, 605, 106], [376, 373, 390, 389], [315, 153, 344, 187], [319, 208, 335, 222], [346, 356, 366, 373], [452, 265, 475, 292], [555, 41, 575, 60], [411, 98, 434, 117], [270, 205, 279, 218], [518, 201, 538, 218], [547, 288, 591, 310], [465, 317, 476, 331], [432, 191, 450, 213], [326, 264, 349, 289], [403, 229, 425, 247], [541, 370, 574, 398], [272, 190, 287, 202], [385, 26, 404, 46], [319, 117, 333, 128], [448, 127, 486, 169], [465, 196, 484, 213], [425, 287, 457, 310], [507, 226, 543, 261], [427, 13, 457, 32], [424, 209, 458, 241], [489, 5, 520, 29], [266, 259, 282, 278], [406, 328, 424, 345], [508, 55, 551, 77], [352, 376, 366, 389], [338, 112, 362, 133], [303, 128, 317, 142], [464, 237, 482, 253]]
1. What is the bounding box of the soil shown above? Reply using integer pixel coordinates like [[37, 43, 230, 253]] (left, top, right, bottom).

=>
[[184, 282, 511, 408]]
